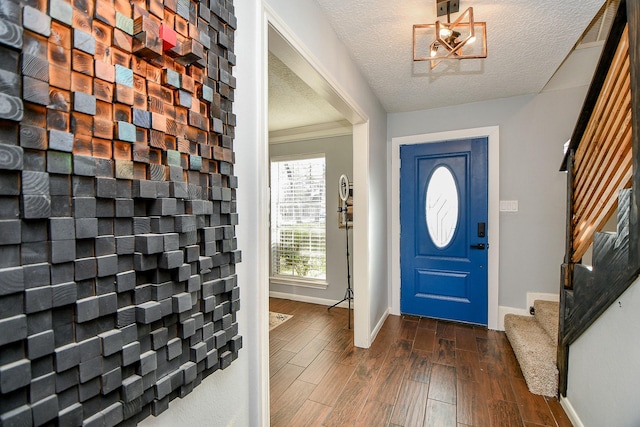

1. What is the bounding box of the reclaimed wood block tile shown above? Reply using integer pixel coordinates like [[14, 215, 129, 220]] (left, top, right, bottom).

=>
[[50, 21, 71, 49], [0, 92, 23, 121], [114, 84, 134, 105], [19, 125, 47, 150], [116, 121, 136, 143], [22, 195, 51, 219], [93, 79, 114, 102], [72, 50, 94, 76], [94, 0, 116, 26], [95, 60, 115, 83], [132, 108, 151, 128], [72, 14, 92, 38], [0, 144, 23, 170], [115, 11, 134, 35], [47, 110, 70, 132], [23, 77, 49, 106], [48, 88, 71, 112], [92, 138, 113, 159], [72, 134, 93, 156], [0, 0, 21, 22], [113, 102, 131, 121], [131, 56, 147, 76], [21, 104, 46, 127], [49, 64, 71, 93], [21, 54, 49, 83], [112, 28, 133, 53], [71, 72, 92, 94], [160, 24, 177, 51], [47, 151, 73, 174], [73, 92, 97, 116], [23, 6, 51, 37], [71, 112, 94, 137], [93, 118, 114, 139], [73, 29, 96, 56], [162, 68, 181, 89], [133, 73, 147, 93], [115, 64, 134, 87], [92, 21, 113, 47]]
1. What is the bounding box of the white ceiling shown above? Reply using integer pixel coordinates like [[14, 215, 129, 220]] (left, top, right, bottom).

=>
[[268, 52, 345, 133], [269, 0, 606, 132]]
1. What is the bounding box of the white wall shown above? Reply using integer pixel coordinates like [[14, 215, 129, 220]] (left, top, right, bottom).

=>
[[388, 85, 589, 309], [265, 0, 389, 345], [565, 276, 640, 427], [269, 135, 354, 303]]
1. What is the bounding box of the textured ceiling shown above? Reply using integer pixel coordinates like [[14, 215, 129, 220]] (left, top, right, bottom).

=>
[[313, 0, 606, 113], [269, 52, 345, 132]]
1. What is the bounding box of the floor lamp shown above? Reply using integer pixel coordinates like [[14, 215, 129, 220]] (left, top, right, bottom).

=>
[[328, 174, 353, 329]]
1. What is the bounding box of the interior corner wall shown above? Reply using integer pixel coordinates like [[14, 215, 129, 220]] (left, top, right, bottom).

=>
[[264, 0, 389, 344], [269, 135, 354, 304], [565, 275, 640, 427], [387, 85, 589, 310]]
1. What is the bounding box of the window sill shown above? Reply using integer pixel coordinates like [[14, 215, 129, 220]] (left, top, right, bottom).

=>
[[269, 276, 328, 290]]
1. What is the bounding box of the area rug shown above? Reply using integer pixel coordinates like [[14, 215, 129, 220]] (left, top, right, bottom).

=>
[[269, 312, 293, 331]]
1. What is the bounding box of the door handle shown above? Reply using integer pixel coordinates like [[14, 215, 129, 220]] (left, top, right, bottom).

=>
[[470, 243, 486, 250]]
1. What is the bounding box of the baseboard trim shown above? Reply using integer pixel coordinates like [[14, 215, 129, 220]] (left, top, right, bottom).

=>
[[269, 291, 351, 308], [526, 292, 559, 309], [497, 305, 530, 331], [560, 396, 585, 427], [370, 307, 389, 345]]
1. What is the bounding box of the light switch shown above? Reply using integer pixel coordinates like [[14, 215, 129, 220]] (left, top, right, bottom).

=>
[[500, 200, 519, 212]]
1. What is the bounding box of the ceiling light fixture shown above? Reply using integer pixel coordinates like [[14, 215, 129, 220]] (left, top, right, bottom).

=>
[[413, 0, 487, 69]]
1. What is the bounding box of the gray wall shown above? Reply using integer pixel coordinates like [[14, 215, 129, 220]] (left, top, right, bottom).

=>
[[269, 135, 354, 303], [387, 85, 589, 309], [566, 276, 640, 426]]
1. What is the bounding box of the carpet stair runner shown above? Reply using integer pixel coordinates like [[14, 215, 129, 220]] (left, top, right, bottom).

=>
[[504, 300, 559, 397]]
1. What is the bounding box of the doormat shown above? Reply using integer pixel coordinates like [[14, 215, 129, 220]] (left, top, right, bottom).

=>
[[269, 312, 293, 331]]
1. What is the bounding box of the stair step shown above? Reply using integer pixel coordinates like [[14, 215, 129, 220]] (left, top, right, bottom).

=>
[[504, 313, 558, 397], [533, 300, 559, 342]]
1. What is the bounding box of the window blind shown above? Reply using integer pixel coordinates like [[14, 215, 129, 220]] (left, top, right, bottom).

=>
[[270, 155, 326, 280]]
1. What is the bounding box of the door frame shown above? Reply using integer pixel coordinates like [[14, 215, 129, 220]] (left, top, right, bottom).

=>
[[259, 7, 374, 426], [265, 5, 370, 345], [391, 127, 500, 329]]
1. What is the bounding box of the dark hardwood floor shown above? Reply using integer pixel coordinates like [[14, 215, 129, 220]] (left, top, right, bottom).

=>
[[269, 298, 573, 427]]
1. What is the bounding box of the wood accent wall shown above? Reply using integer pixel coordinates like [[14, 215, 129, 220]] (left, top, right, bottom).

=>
[[0, 0, 242, 424], [572, 26, 632, 262]]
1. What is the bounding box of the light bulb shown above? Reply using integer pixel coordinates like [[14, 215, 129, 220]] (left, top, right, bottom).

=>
[[439, 27, 452, 38]]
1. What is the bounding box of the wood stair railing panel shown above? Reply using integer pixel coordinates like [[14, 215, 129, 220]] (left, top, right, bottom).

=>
[[558, 0, 640, 397], [572, 25, 632, 262]]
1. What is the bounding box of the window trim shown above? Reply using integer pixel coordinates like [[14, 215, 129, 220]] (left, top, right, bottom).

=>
[[269, 276, 329, 290], [269, 152, 327, 282]]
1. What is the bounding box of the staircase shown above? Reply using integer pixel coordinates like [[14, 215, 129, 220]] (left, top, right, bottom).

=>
[[504, 300, 559, 397]]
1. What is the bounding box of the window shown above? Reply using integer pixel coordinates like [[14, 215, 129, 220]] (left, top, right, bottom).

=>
[[270, 154, 326, 283]]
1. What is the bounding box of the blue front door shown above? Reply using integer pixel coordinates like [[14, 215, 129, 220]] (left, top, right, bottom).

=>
[[400, 138, 488, 325]]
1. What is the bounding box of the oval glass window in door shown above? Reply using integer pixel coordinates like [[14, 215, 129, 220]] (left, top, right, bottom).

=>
[[425, 166, 459, 248]]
